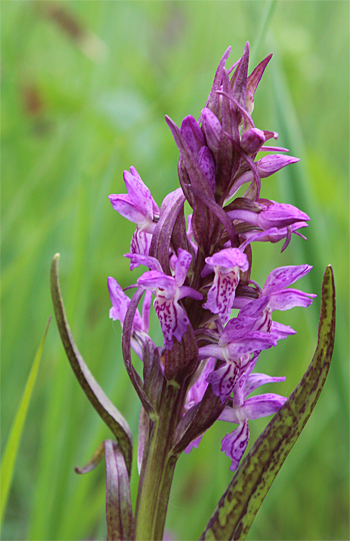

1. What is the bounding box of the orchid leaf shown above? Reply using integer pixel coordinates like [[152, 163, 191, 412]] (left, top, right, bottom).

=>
[[105, 440, 135, 541], [50, 254, 133, 477], [200, 265, 336, 541], [75, 441, 106, 474], [0, 318, 50, 528]]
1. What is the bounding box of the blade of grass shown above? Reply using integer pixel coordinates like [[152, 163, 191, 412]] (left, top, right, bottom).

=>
[[250, 0, 277, 67], [0, 317, 51, 528]]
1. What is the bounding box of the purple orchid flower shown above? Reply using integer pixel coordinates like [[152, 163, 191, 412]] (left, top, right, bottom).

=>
[[109, 167, 160, 267], [137, 249, 202, 350], [201, 248, 249, 324], [219, 360, 286, 470], [234, 264, 316, 341], [227, 201, 310, 231], [198, 316, 277, 403], [108, 276, 152, 359], [228, 154, 300, 200]]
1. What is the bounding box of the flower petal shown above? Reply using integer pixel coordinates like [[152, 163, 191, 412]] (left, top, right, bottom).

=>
[[269, 288, 316, 311], [154, 296, 189, 350], [241, 393, 287, 420], [263, 264, 313, 294], [221, 420, 250, 471], [244, 374, 286, 398], [207, 361, 240, 403], [174, 248, 192, 287]]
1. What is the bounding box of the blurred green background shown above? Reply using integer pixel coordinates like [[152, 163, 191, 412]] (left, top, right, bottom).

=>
[[1, 1, 349, 540]]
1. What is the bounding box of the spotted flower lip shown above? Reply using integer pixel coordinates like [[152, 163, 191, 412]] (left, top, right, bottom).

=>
[[218, 362, 286, 470], [201, 248, 249, 324], [137, 249, 202, 350]]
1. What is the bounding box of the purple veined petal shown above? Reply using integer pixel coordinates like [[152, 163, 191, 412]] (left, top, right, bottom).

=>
[[108, 277, 143, 331], [257, 154, 300, 177], [207, 361, 240, 403], [186, 357, 216, 409], [246, 53, 273, 115], [124, 253, 162, 272], [219, 316, 257, 345], [178, 285, 203, 301], [109, 194, 148, 226], [257, 203, 310, 230], [123, 168, 156, 220], [129, 230, 152, 268], [180, 115, 205, 156], [231, 367, 249, 406], [205, 247, 249, 271], [137, 271, 177, 298], [174, 248, 192, 287], [224, 332, 276, 359], [154, 295, 189, 350], [244, 373, 286, 398], [130, 166, 160, 219], [184, 435, 203, 454], [241, 393, 287, 420], [263, 264, 313, 294], [221, 420, 250, 471], [269, 288, 317, 311], [198, 146, 216, 194], [270, 321, 296, 341], [238, 295, 270, 319], [203, 267, 241, 324]]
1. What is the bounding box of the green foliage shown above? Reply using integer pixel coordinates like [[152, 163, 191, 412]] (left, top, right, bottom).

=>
[[1, 2, 348, 540], [0, 319, 50, 529]]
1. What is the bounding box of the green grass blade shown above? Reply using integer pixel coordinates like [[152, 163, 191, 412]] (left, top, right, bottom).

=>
[[0, 317, 51, 528], [200, 265, 336, 541]]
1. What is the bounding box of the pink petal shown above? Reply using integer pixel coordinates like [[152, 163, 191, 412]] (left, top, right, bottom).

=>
[[241, 393, 287, 420], [221, 420, 250, 471], [263, 265, 313, 294]]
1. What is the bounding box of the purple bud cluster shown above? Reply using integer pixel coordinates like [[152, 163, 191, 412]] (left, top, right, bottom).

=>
[[108, 43, 316, 471]]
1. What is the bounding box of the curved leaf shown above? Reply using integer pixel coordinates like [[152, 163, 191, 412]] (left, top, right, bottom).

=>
[[105, 440, 135, 541], [50, 254, 133, 477], [200, 265, 336, 541]]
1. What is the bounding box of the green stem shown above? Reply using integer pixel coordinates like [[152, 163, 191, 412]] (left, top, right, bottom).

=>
[[135, 382, 183, 541]]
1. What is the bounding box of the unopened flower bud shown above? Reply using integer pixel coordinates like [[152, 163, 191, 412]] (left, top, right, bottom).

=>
[[201, 107, 222, 153], [180, 115, 205, 157], [240, 128, 265, 154], [198, 146, 216, 194]]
